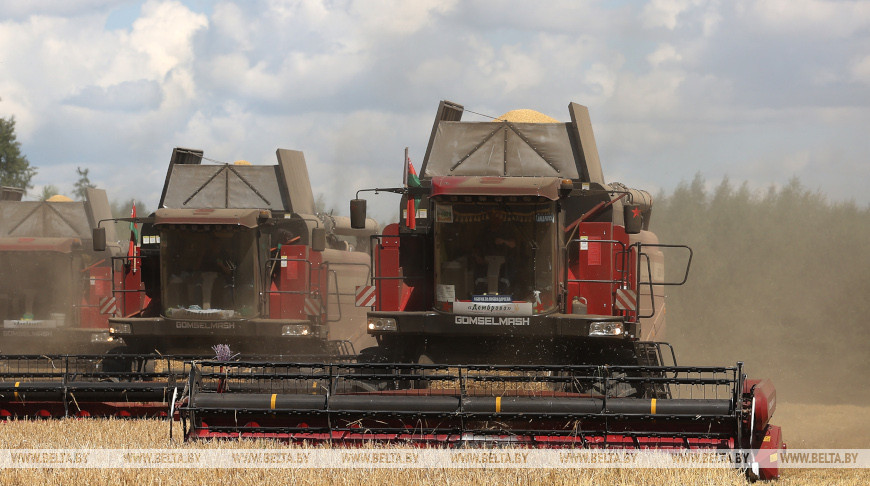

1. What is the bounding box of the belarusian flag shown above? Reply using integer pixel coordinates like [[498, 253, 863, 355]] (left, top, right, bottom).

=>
[[406, 159, 421, 230], [128, 202, 139, 273]]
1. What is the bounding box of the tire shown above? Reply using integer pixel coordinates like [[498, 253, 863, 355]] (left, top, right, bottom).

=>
[[101, 346, 134, 375], [549, 368, 638, 397], [413, 353, 434, 390], [355, 346, 395, 391]]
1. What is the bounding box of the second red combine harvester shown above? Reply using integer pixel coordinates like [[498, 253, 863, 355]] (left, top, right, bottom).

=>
[[101, 147, 371, 362], [179, 102, 783, 480], [0, 148, 374, 418]]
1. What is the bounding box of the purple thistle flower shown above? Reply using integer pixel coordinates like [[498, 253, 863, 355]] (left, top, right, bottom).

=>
[[212, 344, 239, 362]]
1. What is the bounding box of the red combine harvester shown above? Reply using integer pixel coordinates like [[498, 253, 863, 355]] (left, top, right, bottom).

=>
[[179, 102, 783, 480], [100, 147, 373, 360], [0, 186, 155, 418], [0, 148, 374, 419], [0, 186, 137, 353]]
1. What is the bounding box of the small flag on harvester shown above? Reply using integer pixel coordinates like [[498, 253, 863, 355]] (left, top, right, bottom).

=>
[[128, 202, 139, 273], [405, 149, 421, 230]]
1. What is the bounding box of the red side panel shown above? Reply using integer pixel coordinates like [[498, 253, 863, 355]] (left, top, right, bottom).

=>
[[121, 264, 145, 317], [566, 222, 634, 317], [744, 378, 777, 432], [270, 245, 310, 320], [756, 424, 783, 480], [80, 266, 112, 329], [572, 223, 613, 316], [374, 224, 402, 311]]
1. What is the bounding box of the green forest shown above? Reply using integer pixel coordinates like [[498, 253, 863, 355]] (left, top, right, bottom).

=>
[[652, 175, 869, 405]]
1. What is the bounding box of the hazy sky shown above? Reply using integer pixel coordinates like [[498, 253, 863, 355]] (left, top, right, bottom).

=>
[[1, 0, 869, 222]]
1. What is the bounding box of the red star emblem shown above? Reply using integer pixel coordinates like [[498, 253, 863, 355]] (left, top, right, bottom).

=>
[[631, 207, 641, 218]]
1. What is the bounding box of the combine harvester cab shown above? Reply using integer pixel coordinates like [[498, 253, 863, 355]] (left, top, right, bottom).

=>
[[180, 103, 782, 480], [0, 186, 130, 353], [105, 148, 375, 360]]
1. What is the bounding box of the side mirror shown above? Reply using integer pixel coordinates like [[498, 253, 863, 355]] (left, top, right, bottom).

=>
[[92, 227, 107, 251], [311, 227, 327, 252], [350, 199, 367, 229], [623, 204, 643, 234]]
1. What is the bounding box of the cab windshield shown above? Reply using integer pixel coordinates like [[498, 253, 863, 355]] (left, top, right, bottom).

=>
[[0, 252, 75, 324], [433, 199, 558, 313], [160, 226, 258, 319]]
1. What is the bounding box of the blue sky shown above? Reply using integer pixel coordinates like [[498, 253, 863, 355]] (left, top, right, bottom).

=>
[[1, 0, 869, 222]]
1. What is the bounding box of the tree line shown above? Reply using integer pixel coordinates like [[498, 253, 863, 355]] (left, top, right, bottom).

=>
[[0, 116, 35, 190], [1, 115, 99, 201], [652, 175, 869, 405]]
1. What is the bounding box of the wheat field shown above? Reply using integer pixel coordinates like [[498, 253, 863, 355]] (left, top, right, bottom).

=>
[[0, 406, 866, 486]]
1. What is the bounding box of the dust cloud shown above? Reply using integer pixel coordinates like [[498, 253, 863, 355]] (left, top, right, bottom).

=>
[[654, 177, 870, 447]]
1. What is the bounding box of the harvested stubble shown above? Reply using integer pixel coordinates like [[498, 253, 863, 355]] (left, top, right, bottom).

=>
[[0, 418, 866, 486]]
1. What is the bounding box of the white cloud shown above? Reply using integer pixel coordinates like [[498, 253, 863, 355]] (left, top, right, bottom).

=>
[[643, 0, 701, 30], [476, 44, 544, 94], [583, 63, 620, 101], [701, 5, 722, 35], [610, 70, 688, 119], [0, 0, 868, 209], [210, 2, 254, 52], [65, 79, 163, 111], [850, 55, 870, 84], [740, 0, 870, 38], [129, 0, 207, 79], [349, 0, 458, 40], [647, 44, 683, 67], [0, 0, 123, 19]]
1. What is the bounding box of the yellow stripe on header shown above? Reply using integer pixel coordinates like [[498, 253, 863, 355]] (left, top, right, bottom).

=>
[[495, 396, 502, 413], [651, 398, 657, 415], [270, 394, 277, 410], [14, 382, 19, 401]]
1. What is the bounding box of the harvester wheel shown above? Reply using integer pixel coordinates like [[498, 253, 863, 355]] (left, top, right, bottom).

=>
[[101, 346, 134, 376], [413, 354, 434, 390], [590, 371, 637, 398], [549, 369, 638, 398], [356, 346, 395, 391], [134, 357, 156, 381]]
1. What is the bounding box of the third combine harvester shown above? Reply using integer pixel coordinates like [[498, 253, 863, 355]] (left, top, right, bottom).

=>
[[180, 101, 783, 480], [0, 149, 374, 418]]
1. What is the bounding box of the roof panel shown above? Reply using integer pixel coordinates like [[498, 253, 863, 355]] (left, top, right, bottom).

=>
[[423, 122, 580, 179], [161, 165, 286, 211]]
